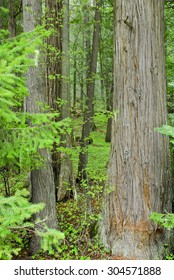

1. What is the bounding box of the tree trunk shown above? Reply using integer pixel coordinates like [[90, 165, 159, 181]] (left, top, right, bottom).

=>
[[73, 58, 77, 108], [57, 0, 73, 201], [99, 38, 105, 101], [101, 0, 172, 260], [105, 82, 113, 143], [78, 0, 102, 181], [8, 0, 16, 37], [0, 0, 4, 29], [45, 0, 62, 202], [23, 0, 58, 255], [45, 0, 72, 202], [45, 0, 62, 109]]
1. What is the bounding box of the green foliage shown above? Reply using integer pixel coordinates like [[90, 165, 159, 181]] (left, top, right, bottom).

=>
[[88, 112, 110, 179], [0, 27, 72, 193], [155, 125, 174, 143], [166, 253, 174, 260], [165, 4, 174, 112], [0, 189, 64, 259], [38, 228, 65, 255], [0, 113, 71, 174], [0, 28, 67, 258], [150, 212, 174, 230], [44, 110, 111, 260], [55, 196, 109, 260], [0, 189, 43, 260], [150, 212, 174, 260]]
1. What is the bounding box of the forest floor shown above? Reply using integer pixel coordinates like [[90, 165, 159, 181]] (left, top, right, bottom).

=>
[[13, 111, 174, 260], [16, 111, 112, 260]]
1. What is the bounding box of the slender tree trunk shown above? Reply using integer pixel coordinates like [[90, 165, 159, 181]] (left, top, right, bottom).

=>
[[78, 0, 102, 181], [0, 0, 3, 29], [45, 0, 62, 109], [105, 82, 113, 143], [57, 0, 73, 201], [101, 0, 172, 259], [80, 79, 84, 112], [45, 0, 62, 202], [8, 0, 16, 37], [0, 0, 11, 30], [23, 0, 58, 255], [73, 58, 77, 108], [61, 0, 70, 120], [99, 38, 105, 101], [45, 0, 72, 201]]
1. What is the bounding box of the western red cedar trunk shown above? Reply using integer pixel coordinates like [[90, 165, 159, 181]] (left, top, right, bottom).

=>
[[23, 0, 58, 255], [101, 0, 172, 260]]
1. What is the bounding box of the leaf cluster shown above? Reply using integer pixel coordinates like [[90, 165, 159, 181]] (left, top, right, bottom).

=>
[[150, 212, 174, 230], [0, 189, 44, 260], [0, 27, 72, 181], [0, 189, 65, 260], [0, 27, 67, 258]]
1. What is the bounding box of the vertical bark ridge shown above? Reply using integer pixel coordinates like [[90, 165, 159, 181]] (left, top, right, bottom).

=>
[[23, 0, 58, 255], [101, 0, 172, 259]]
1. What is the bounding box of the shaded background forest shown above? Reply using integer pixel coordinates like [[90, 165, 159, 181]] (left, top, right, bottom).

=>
[[0, 0, 174, 260]]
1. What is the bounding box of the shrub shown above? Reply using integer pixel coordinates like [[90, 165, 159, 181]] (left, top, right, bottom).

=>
[[0, 189, 64, 259]]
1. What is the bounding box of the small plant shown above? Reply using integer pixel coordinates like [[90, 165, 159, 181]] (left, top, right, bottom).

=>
[[150, 212, 174, 259], [150, 212, 174, 229], [0, 189, 64, 259], [166, 253, 174, 260], [55, 194, 110, 260], [154, 120, 174, 259], [0, 28, 68, 260]]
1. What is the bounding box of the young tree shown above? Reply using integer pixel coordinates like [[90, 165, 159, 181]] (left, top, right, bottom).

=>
[[101, 0, 172, 259], [23, 0, 58, 255]]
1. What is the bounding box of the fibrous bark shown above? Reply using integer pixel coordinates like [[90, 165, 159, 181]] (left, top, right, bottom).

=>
[[101, 0, 172, 260], [23, 0, 58, 255]]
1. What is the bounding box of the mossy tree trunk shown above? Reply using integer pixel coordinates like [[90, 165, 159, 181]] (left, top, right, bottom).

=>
[[101, 0, 172, 259]]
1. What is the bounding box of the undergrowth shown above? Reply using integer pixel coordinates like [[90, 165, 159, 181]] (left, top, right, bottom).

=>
[[14, 111, 111, 260]]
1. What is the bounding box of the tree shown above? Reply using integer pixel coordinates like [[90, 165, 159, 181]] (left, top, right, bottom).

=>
[[22, 0, 58, 255], [8, 0, 23, 37], [8, 0, 17, 37], [70, 0, 92, 112], [98, 1, 113, 142], [0, 1, 4, 29], [57, 0, 73, 201], [101, 0, 172, 259], [78, 0, 102, 182], [105, 81, 113, 142], [0, 0, 8, 31], [45, 0, 73, 202]]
